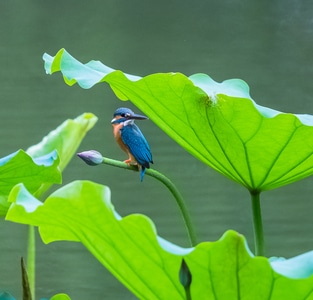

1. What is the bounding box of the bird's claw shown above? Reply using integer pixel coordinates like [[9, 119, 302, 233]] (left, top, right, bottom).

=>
[[123, 159, 137, 166], [123, 159, 131, 166]]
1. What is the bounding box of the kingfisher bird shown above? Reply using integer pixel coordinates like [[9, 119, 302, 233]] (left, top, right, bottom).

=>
[[111, 107, 153, 181]]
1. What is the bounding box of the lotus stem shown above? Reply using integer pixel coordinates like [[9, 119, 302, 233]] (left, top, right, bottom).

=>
[[104, 156, 197, 247], [27, 225, 35, 299], [21, 257, 32, 300], [250, 190, 265, 256], [77, 151, 197, 247]]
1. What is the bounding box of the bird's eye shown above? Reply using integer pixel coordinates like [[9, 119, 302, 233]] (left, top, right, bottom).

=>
[[121, 113, 130, 118]]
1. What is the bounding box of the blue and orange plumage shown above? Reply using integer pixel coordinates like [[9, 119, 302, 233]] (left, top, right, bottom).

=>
[[111, 107, 153, 181]]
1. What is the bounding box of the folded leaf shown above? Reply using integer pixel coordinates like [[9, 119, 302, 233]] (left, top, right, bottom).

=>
[[27, 113, 98, 172], [26, 113, 98, 197], [6, 181, 313, 299], [0, 113, 97, 215], [43, 49, 313, 191]]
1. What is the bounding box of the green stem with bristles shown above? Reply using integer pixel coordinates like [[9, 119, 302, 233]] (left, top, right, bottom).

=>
[[101, 156, 198, 247]]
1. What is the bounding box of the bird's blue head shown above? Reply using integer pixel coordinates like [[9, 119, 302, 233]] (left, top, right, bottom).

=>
[[111, 107, 148, 125]]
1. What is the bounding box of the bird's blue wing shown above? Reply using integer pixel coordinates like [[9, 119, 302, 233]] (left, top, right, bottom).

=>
[[121, 124, 153, 168]]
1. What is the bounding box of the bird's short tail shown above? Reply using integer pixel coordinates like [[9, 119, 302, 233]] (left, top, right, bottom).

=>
[[140, 166, 146, 182]]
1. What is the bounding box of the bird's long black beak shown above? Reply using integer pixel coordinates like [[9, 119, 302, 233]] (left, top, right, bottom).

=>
[[129, 113, 148, 120]]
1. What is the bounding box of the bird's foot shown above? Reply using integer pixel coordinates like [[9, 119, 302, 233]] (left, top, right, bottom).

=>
[[123, 159, 131, 166], [123, 159, 137, 166]]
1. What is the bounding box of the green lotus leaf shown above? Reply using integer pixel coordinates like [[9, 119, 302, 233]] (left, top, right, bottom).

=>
[[26, 113, 98, 172], [0, 149, 61, 215], [6, 181, 313, 299], [0, 150, 60, 196], [270, 252, 313, 279], [49, 294, 71, 300], [26, 112, 98, 196], [0, 113, 97, 215], [43, 49, 313, 191]]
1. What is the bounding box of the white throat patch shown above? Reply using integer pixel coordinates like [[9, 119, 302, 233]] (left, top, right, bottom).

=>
[[124, 119, 134, 126]]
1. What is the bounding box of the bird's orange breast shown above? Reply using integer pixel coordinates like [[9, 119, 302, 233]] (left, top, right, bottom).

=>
[[112, 123, 127, 152], [112, 123, 137, 164]]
